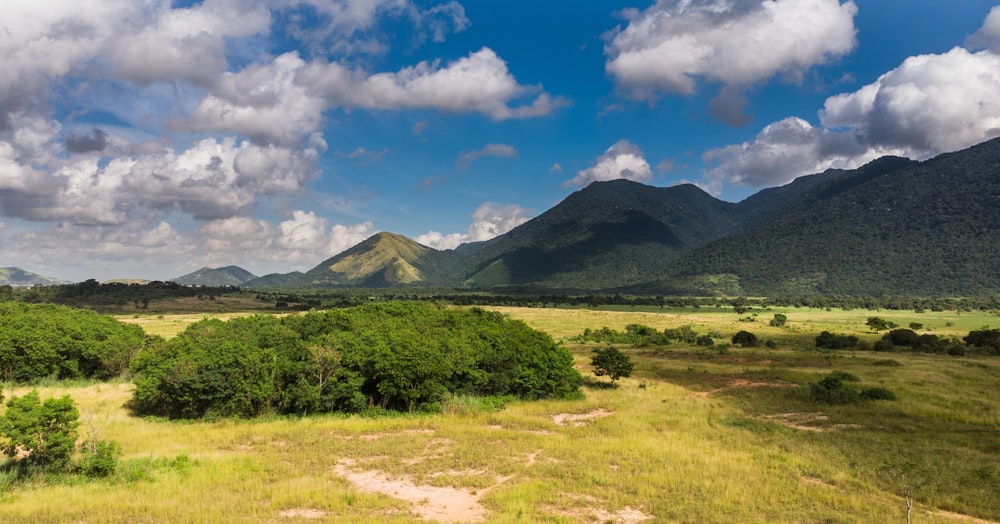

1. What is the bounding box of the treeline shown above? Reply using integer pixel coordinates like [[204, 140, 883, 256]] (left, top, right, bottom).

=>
[[131, 302, 582, 419], [0, 303, 153, 381], [2, 280, 240, 309], [4, 281, 1000, 313], [816, 327, 1000, 356]]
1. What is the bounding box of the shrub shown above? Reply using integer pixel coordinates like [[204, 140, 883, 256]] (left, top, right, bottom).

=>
[[769, 314, 787, 327], [806, 374, 860, 404], [884, 329, 919, 347], [861, 387, 897, 401], [815, 331, 860, 349], [695, 335, 714, 346], [0, 391, 79, 471], [731, 330, 758, 347], [78, 439, 122, 478]]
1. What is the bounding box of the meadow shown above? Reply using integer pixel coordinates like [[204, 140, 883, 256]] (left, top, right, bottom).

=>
[[0, 304, 997, 523]]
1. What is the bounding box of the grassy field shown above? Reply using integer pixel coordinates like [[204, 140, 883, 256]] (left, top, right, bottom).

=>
[[0, 305, 997, 523]]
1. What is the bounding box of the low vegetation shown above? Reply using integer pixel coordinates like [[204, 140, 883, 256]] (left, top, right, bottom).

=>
[[0, 301, 997, 522]]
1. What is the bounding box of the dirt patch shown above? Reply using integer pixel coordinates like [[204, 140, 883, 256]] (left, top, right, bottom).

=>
[[277, 508, 327, 519], [552, 408, 613, 427], [764, 413, 861, 432], [334, 459, 512, 523], [552, 505, 654, 523], [800, 475, 842, 491], [934, 510, 1000, 524], [727, 378, 795, 389]]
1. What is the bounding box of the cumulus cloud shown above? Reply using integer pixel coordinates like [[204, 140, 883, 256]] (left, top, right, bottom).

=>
[[300, 48, 568, 121], [0, 120, 322, 225], [564, 139, 653, 187], [109, 0, 271, 86], [700, 8, 1000, 194], [701, 117, 897, 191], [820, 47, 1000, 155], [605, 0, 857, 111], [417, 202, 532, 249], [457, 143, 518, 169], [65, 128, 108, 153], [966, 5, 1000, 53]]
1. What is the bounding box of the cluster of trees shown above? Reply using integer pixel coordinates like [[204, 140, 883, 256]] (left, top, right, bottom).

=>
[[816, 326, 1000, 356], [573, 324, 712, 346], [0, 303, 153, 382], [131, 303, 581, 418]]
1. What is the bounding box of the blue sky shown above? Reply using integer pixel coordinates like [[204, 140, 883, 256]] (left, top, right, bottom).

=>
[[2, 0, 999, 282]]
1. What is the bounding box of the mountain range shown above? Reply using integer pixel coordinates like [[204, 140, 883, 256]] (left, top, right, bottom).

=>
[[230, 136, 1000, 296], [0, 267, 65, 287], [12, 137, 999, 296]]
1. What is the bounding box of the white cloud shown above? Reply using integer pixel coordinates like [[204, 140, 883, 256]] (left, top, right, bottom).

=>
[[605, 0, 857, 106], [300, 48, 568, 120], [701, 117, 897, 190], [564, 139, 653, 187], [967, 5, 1000, 53], [110, 0, 271, 86], [417, 202, 532, 249], [700, 7, 1000, 194], [457, 143, 518, 169], [820, 46, 1000, 155], [550, 163, 563, 173]]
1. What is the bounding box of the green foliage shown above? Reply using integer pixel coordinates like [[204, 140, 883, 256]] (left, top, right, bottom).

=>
[[131, 303, 581, 418], [815, 331, 860, 349], [78, 439, 122, 478], [573, 323, 701, 346], [806, 374, 860, 404], [0, 303, 150, 382], [769, 313, 787, 327], [860, 387, 897, 401], [866, 317, 896, 333], [590, 347, 635, 386], [731, 330, 758, 347], [0, 391, 79, 471], [964, 328, 1000, 355]]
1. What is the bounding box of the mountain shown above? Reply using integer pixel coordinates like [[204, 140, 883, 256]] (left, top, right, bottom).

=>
[[0, 267, 64, 287], [172, 266, 258, 286], [245, 136, 1000, 296], [460, 180, 743, 288], [299, 232, 462, 287], [674, 139, 1000, 296]]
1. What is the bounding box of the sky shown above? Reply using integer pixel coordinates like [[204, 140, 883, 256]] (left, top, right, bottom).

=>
[[2, 0, 1000, 282]]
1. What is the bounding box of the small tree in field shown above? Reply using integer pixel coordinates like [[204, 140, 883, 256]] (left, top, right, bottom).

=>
[[591, 347, 634, 387], [0, 390, 79, 471]]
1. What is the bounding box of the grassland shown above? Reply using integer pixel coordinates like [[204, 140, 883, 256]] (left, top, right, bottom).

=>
[[0, 305, 997, 523]]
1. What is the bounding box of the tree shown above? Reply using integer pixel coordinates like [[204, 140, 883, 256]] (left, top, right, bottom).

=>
[[0, 391, 80, 471], [590, 347, 634, 387], [731, 330, 758, 347], [866, 317, 896, 333], [769, 313, 788, 327]]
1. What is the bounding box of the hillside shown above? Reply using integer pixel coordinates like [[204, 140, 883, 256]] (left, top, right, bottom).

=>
[[242, 137, 1000, 296], [460, 180, 743, 289], [674, 139, 1000, 296], [299, 232, 462, 287], [0, 267, 64, 287], [172, 266, 258, 286]]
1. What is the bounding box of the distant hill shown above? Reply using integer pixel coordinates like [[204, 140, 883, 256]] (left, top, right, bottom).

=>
[[300, 232, 462, 287], [245, 137, 1000, 296], [172, 266, 258, 286], [0, 267, 64, 287]]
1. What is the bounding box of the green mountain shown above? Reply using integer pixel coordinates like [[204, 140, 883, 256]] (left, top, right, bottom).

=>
[[245, 137, 1000, 296], [0, 267, 64, 287], [674, 141, 1000, 296], [172, 266, 258, 286], [298, 232, 462, 287]]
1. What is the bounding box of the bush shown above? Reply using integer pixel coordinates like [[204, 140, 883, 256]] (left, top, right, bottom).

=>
[[769, 314, 787, 327], [815, 331, 860, 349], [731, 330, 758, 347], [884, 329, 919, 347], [861, 387, 897, 401], [78, 439, 122, 478], [695, 335, 714, 346], [806, 375, 860, 404], [0, 391, 79, 471]]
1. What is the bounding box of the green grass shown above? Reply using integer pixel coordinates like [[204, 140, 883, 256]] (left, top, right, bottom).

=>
[[1, 306, 997, 522]]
